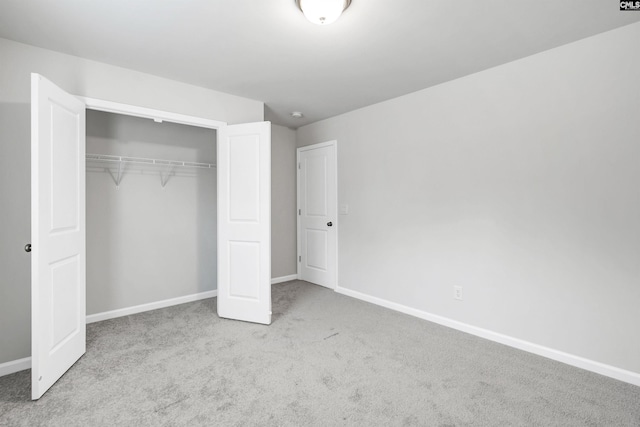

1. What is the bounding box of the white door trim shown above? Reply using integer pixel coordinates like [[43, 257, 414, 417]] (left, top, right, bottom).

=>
[[78, 97, 227, 129], [296, 140, 338, 289]]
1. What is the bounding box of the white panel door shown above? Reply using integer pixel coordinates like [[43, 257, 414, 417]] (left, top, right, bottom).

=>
[[218, 122, 271, 324], [31, 73, 86, 400], [298, 141, 337, 289]]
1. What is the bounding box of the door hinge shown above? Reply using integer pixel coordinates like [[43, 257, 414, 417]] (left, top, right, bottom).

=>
[[299, 255, 301, 262], [298, 209, 301, 215], [298, 162, 301, 169]]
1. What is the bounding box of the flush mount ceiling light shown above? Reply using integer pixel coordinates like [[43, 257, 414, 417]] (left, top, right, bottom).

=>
[[291, 111, 304, 119], [295, 0, 352, 25]]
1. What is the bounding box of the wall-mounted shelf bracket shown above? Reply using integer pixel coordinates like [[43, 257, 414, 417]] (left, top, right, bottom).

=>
[[160, 164, 176, 188], [105, 160, 124, 189]]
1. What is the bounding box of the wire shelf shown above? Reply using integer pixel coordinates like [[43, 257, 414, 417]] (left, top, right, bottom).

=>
[[86, 153, 215, 189]]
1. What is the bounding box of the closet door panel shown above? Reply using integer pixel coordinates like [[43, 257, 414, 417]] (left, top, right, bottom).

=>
[[31, 73, 86, 400], [218, 121, 271, 325]]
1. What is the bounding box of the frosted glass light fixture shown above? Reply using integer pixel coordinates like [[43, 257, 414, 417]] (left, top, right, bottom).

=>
[[296, 0, 352, 25]]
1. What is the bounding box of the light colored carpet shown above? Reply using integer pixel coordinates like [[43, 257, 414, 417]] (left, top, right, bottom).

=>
[[0, 280, 638, 426]]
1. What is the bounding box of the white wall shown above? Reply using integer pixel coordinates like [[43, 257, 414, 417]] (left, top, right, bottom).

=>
[[0, 38, 264, 365], [271, 125, 298, 279], [86, 110, 216, 315], [297, 23, 640, 375]]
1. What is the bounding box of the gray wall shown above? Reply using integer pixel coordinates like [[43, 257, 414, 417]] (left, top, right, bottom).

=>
[[0, 38, 263, 365], [271, 125, 298, 279], [86, 111, 216, 315], [297, 23, 640, 374]]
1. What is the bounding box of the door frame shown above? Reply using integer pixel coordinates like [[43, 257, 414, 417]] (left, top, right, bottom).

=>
[[79, 97, 226, 130], [79, 96, 226, 314], [296, 140, 338, 289], [81, 99, 272, 324]]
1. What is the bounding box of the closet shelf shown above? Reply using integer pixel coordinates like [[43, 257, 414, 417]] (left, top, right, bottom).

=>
[[86, 153, 215, 189], [86, 153, 215, 169]]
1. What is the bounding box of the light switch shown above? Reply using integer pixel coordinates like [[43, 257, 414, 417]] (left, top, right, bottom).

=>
[[339, 204, 349, 215]]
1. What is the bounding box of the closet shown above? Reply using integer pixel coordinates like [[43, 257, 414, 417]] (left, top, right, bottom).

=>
[[85, 110, 217, 316], [30, 73, 271, 399]]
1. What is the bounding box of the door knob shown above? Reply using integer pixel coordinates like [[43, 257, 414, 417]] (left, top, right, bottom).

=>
[[25, 243, 32, 253], [327, 222, 333, 227]]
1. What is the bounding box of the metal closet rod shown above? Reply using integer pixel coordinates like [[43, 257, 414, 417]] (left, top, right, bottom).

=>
[[86, 153, 215, 189], [85, 153, 215, 169]]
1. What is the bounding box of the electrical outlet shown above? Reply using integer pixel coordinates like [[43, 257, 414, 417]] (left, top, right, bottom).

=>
[[453, 286, 463, 301]]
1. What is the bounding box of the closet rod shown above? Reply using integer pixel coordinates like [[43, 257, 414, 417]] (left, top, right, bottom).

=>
[[86, 153, 215, 169]]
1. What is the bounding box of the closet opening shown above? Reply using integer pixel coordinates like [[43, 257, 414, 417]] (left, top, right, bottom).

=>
[[85, 109, 218, 320], [30, 76, 270, 399]]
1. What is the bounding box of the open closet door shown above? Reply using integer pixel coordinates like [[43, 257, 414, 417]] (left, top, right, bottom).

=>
[[217, 122, 271, 325], [31, 73, 86, 399]]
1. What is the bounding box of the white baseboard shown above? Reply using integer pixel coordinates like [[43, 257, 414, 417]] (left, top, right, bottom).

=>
[[335, 286, 640, 387], [85, 279, 300, 324], [272, 274, 298, 284], [86, 290, 217, 324], [0, 357, 31, 377]]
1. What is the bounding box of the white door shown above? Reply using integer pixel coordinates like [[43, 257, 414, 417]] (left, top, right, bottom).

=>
[[31, 73, 86, 400], [297, 141, 337, 289], [217, 122, 272, 324]]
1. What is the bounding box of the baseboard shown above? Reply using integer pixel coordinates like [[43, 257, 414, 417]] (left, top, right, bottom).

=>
[[87, 280, 297, 324], [271, 274, 298, 284], [0, 357, 31, 377], [335, 286, 640, 387], [6, 286, 637, 385], [86, 280, 299, 323], [86, 290, 217, 324]]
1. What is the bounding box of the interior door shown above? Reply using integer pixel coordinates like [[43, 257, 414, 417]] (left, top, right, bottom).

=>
[[298, 142, 337, 289], [217, 121, 271, 324], [31, 73, 86, 399]]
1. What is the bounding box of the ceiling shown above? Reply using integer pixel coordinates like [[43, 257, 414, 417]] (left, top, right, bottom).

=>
[[1, 1, 638, 128]]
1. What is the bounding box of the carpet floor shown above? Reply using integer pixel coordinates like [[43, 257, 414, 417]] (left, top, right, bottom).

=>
[[1, 280, 638, 426]]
